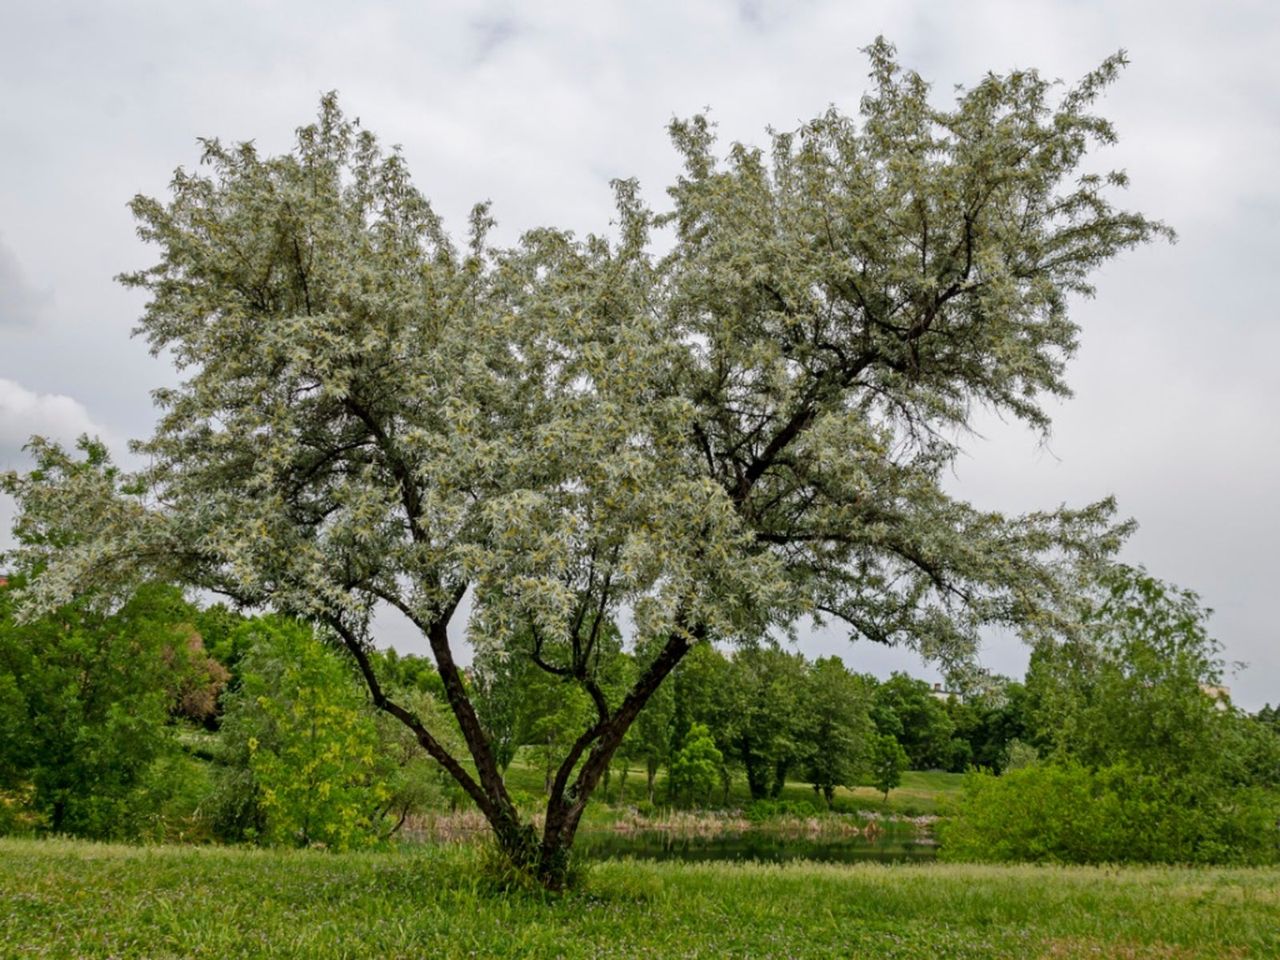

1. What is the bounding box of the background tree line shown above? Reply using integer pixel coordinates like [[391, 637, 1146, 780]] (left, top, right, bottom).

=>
[[0, 566, 1035, 845], [4, 562, 1277, 862]]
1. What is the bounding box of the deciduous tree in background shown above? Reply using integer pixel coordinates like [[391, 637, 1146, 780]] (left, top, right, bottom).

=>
[[668, 723, 723, 807], [720, 647, 808, 800], [4, 39, 1169, 886], [220, 617, 388, 850], [0, 440, 227, 838], [801, 658, 875, 807], [946, 565, 1280, 865], [871, 734, 909, 801], [871, 673, 959, 770], [1024, 564, 1277, 787]]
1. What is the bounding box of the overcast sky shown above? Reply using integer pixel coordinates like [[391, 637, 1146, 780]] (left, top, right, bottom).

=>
[[2, 1, 1277, 708]]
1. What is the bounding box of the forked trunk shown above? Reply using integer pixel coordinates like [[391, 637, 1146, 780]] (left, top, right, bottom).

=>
[[341, 607, 696, 890]]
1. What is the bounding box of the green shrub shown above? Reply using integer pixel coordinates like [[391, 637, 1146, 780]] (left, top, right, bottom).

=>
[[0, 577, 207, 839], [743, 798, 819, 822], [668, 724, 721, 807], [215, 618, 393, 850], [941, 761, 1280, 865], [870, 733, 908, 799], [133, 752, 217, 843]]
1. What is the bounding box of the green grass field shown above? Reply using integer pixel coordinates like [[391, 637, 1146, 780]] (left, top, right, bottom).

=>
[[2, 837, 1276, 959], [505, 754, 964, 819]]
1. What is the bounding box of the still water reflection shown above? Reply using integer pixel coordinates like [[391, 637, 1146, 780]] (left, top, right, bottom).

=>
[[579, 826, 937, 865]]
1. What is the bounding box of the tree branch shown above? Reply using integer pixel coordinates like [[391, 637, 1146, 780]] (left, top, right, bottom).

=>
[[321, 614, 496, 820]]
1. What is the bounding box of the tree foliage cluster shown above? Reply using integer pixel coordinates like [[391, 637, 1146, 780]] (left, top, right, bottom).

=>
[[945, 566, 1280, 865], [0, 560, 457, 849]]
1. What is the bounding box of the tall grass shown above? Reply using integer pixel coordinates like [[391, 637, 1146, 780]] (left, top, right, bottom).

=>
[[2, 837, 1276, 958]]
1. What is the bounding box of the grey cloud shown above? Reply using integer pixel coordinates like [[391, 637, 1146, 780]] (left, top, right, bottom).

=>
[[470, 15, 522, 64], [736, 1, 765, 25], [0, 236, 51, 327], [1, 0, 1277, 707]]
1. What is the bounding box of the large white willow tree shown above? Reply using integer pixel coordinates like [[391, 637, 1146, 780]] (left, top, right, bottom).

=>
[[5, 41, 1169, 886]]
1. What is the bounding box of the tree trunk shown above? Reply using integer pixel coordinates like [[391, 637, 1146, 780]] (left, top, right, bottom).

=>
[[530, 631, 696, 888], [492, 812, 540, 875], [770, 759, 788, 798], [338, 600, 697, 889], [744, 747, 770, 800]]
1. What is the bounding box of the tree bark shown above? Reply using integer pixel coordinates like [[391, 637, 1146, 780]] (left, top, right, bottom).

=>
[[770, 759, 788, 799], [743, 742, 770, 800], [532, 628, 695, 888]]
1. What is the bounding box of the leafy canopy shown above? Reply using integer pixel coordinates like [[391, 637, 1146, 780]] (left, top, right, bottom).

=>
[[3, 40, 1169, 883], [0, 440, 226, 838]]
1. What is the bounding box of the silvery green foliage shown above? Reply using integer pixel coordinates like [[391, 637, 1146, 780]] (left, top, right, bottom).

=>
[[4, 42, 1169, 880], [1, 437, 162, 610], [655, 40, 1164, 667]]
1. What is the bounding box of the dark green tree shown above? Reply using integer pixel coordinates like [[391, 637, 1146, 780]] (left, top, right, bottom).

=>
[[720, 647, 808, 800], [1257, 704, 1280, 735], [1025, 565, 1234, 777], [800, 657, 875, 807], [627, 666, 676, 803], [870, 733, 909, 800], [668, 723, 723, 807], [945, 678, 1029, 773], [469, 647, 531, 774], [871, 673, 957, 770], [0, 574, 201, 836]]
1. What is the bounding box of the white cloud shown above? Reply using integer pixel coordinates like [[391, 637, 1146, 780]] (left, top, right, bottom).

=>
[[0, 378, 114, 467]]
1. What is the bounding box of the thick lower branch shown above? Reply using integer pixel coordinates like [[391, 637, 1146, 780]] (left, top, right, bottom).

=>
[[369, 583, 519, 818], [323, 615, 498, 822], [541, 626, 699, 854], [424, 608, 520, 815]]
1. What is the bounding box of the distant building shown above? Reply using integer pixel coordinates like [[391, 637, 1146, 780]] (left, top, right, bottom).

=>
[[929, 682, 960, 702]]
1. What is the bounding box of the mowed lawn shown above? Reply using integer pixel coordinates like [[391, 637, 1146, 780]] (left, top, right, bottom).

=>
[[2, 838, 1277, 959]]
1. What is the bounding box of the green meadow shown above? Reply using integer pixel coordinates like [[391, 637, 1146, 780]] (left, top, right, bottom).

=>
[[510, 763, 966, 824], [3, 837, 1277, 959]]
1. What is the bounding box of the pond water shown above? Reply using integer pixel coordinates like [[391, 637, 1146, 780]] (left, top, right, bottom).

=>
[[578, 826, 937, 865]]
